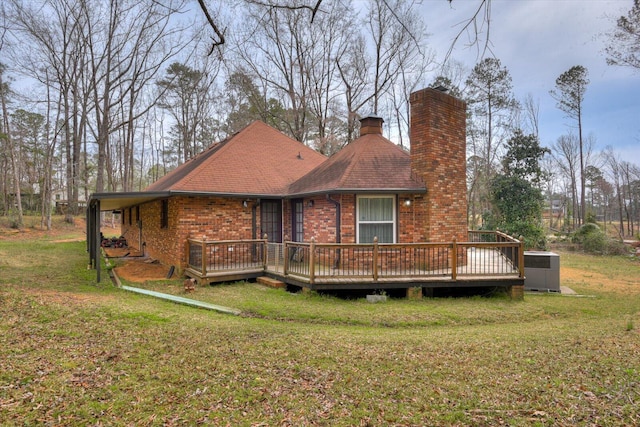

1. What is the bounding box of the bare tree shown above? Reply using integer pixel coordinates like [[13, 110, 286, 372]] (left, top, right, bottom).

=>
[[336, 0, 430, 145], [603, 146, 627, 237], [81, 0, 191, 192], [364, 0, 426, 116], [6, 0, 191, 208], [521, 93, 540, 138], [7, 0, 90, 221], [236, 4, 315, 142], [552, 133, 580, 230], [304, 0, 354, 151], [40, 68, 61, 229], [0, 63, 23, 228], [385, 9, 433, 148], [157, 59, 219, 164], [336, 34, 370, 143], [605, 0, 640, 71]]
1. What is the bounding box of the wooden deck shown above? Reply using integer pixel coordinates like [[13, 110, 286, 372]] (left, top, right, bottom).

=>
[[262, 246, 522, 290], [184, 231, 525, 293]]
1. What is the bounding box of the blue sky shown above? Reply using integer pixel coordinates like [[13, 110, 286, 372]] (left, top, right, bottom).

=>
[[422, 0, 640, 162]]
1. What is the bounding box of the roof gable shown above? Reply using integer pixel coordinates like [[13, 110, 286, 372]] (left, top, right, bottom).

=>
[[145, 121, 326, 196]]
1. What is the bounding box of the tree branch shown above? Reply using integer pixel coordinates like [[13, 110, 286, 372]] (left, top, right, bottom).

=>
[[246, 0, 324, 22], [443, 0, 493, 66], [197, 0, 225, 55]]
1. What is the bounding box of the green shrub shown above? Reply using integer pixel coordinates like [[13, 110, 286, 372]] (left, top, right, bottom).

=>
[[604, 239, 631, 256], [572, 223, 630, 255], [572, 223, 601, 243], [582, 231, 607, 254]]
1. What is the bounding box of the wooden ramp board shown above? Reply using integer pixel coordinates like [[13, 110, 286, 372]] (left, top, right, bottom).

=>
[[256, 276, 286, 289], [120, 285, 241, 316]]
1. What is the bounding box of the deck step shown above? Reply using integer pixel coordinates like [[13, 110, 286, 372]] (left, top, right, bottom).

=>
[[257, 276, 286, 289]]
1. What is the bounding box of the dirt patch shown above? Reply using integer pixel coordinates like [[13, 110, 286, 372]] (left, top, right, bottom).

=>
[[112, 257, 172, 283], [103, 247, 141, 258], [103, 246, 172, 283]]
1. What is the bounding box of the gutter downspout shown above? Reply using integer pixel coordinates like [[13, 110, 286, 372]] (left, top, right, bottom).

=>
[[252, 200, 260, 261], [326, 194, 341, 268]]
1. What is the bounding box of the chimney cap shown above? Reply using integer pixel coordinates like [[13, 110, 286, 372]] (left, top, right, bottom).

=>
[[359, 115, 384, 136], [432, 85, 449, 93], [360, 113, 383, 120]]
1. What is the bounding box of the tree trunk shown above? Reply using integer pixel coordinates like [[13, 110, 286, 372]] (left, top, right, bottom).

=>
[[0, 72, 24, 229]]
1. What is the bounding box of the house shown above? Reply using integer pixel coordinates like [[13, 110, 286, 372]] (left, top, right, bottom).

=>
[[88, 87, 525, 297]]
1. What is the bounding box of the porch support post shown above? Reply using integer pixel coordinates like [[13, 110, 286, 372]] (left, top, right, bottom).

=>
[[451, 238, 457, 281], [263, 234, 268, 271], [185, 238, 190, 271], [264, 238, 269, 271], [518, 236, 525, 279], [89, 200, 102, 283], [95, 204, 101, 282], [283, 242, 289, 276], [309, 238, 316, 285], [509, 284, 525, 300], [407, 286, 422, 299], [201, 238, 207, 276], [373, 237, 379, 282]]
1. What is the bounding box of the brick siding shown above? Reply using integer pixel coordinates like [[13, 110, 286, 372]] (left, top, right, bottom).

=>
[[122, 195, 256, 269]]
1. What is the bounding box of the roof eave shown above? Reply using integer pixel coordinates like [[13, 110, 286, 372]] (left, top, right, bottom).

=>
[[88, 189, 289, 211], [89, 191, 171, 211], [168, 190, 284, 199], [286, 187, 427, 198]]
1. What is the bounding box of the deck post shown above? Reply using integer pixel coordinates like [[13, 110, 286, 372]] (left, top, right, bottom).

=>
[[518, 236, 525, 279], [282, 242, 289, 276], [451, 238, 457, 281], [262, 234, 268, 271], [185, 238, 190, 271], [201, 238, 207, 277], [309, 237, 316, 285], [262, 239, 268, 270], [373, 237, 379, 282]]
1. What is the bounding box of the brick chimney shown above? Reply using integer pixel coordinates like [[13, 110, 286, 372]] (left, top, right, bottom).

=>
[[359, 115, 384, 136], [410, 87, 467, 243]]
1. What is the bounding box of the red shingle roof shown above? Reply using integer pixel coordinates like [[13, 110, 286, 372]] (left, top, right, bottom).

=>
[[145, 121, 327, 196], [288, 133, 425, 196], [145, 120, 425, 198]]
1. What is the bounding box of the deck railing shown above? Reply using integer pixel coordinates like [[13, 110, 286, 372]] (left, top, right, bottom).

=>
[[186, 238, 266, 277], [186, 231, 524, 284]]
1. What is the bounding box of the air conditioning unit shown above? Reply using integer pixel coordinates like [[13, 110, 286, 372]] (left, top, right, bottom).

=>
[[524, 251, 560, 292]]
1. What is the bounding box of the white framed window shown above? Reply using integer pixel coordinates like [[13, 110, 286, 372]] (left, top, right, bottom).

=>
[[356, 195, 396, 243]]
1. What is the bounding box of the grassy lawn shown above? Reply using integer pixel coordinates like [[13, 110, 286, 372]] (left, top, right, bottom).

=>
[[1, 225, 639, 425]]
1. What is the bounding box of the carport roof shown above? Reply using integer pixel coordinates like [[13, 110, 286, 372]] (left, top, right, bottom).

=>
[[88, 191, 170, 211]]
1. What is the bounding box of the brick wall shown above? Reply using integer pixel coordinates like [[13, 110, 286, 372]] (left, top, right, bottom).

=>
[[410, 88, 467, 243], [121, 197, 183, 267], [398, 194, 429, 243], [122, 195, 257, 269], [301, 197, 337, 243], [301, 193, 428, 244]]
